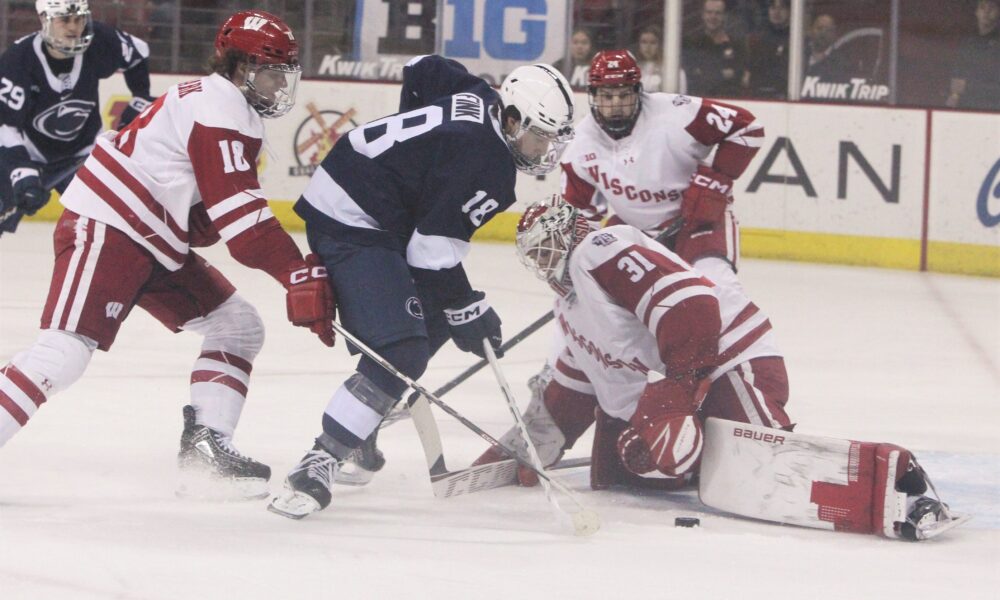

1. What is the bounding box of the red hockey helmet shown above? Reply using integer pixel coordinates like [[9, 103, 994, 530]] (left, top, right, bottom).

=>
[[215, 10, 299, 67], [214, 11, 301, 118], [588, 50, 643, 139], [588, 49, 642, 88]]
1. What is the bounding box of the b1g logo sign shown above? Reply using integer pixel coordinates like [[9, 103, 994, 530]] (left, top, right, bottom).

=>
[[977, 158, 1000, 228], [289, 103, 359, 177], [358, 0, 566, 82]]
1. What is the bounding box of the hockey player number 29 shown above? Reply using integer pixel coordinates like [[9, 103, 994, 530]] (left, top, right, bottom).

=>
[[348, 106, 444, 159]]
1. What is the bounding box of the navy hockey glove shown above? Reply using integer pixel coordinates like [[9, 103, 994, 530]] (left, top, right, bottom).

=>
[[444, 291, 503, 359], [10, 167, 47, 215], [118, 96, 154, 129]]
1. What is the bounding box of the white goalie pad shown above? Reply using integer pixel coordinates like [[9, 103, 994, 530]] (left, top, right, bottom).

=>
[[698, 418, 970, 540]]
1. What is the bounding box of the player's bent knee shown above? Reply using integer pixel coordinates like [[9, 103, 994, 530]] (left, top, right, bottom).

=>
[[187, 294, 266, 360], [11, 330, 96, 395], [358, 337, 430, 399]]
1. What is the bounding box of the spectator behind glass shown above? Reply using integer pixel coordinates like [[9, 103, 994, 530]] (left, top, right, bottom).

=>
[[804, 14, 856, 83], [634, 24, 687, 93], [947, 0, 1000, 110], [554, 27, 596, 89], [684, 0, 747, 97], [745, 0, 789, 98]]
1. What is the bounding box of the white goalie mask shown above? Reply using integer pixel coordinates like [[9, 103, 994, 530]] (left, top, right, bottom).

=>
[[516, 196, 593, 289], [36, 0, 93, 56], [499, 65, 575, 176]]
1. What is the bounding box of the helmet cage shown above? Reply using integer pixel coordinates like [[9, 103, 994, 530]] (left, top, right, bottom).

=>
[[516, 197, 592, 287], [588, 83, 642, 139], [38, 2, 93, 56]]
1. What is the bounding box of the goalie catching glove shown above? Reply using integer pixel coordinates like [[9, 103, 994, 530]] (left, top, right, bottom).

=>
[[617, 375, 710, 478], [284, 254, 336, 347]]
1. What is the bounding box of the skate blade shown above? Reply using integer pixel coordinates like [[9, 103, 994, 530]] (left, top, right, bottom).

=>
[[267, 489, 322, 520], [176, 468, 270, 501], [333, 463, 377, 487], [917, 513, 973, 540]]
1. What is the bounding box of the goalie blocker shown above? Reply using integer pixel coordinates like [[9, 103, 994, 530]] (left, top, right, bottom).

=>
[[699, 418, 970, 541]]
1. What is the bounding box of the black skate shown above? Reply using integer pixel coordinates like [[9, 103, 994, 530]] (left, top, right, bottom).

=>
[[268, 444, 340, 519], [892, 457, 971, 541], [176, 405, 271, 500], [334, 429, 386, 486]]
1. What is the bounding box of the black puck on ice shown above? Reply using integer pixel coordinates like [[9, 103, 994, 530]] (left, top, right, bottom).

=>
[[674, 517, 700, 528]]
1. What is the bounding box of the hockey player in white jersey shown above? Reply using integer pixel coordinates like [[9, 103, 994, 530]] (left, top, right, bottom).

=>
[[0, 11, 335, 499], [475, 196, 790, 491], [478, 197, 966, 541]]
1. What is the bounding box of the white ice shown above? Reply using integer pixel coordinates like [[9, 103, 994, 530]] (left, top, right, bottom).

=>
[[1, 223, 998, 599]]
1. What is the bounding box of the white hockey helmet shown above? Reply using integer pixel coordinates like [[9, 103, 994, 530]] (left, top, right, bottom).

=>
[[515, 195, 593, 288], [36, 0, 93, 56], [499, 64, 575, 176]]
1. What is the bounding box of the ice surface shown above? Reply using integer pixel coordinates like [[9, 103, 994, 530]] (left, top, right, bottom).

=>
[[1, 223, 998, 599]]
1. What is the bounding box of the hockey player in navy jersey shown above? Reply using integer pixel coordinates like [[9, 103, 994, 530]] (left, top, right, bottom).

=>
[[268, 55, 576, 519], [0, 0, 153, 236]]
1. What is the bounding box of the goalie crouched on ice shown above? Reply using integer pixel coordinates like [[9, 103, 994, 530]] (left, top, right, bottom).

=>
[[476, 195, 792, 488], [478, 197, 965, 540]]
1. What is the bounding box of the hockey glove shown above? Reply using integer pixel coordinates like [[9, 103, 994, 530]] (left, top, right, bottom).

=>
[[444, 290, 503, 359], [285, 254, 337, 347], [10, 167, 47, 215], [118, 96, 154, 130], [188, 202, 221, 248], [616, 377, 710, 478], [680, 165, 733, 229]]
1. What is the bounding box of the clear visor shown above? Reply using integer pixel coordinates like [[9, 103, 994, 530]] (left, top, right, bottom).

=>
[[41, 12, 94, 56], [508, 124, 574, 176], [245, 63, 302, 119]]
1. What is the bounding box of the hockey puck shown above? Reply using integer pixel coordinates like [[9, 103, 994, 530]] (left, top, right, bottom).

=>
[[674, 517, 700, 528]]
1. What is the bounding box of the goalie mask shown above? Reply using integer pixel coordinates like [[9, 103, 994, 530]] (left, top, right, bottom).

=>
[[36, 0, 94, 56], [588, 50, 643, 140], [499, 65, 575, 176], [215, 11, 302, 118], [516, 196, 593, 292]]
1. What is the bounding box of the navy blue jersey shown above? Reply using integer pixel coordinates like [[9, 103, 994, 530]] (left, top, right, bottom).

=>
[[296, 55, 517, 304], [0, 21, 151, 171]]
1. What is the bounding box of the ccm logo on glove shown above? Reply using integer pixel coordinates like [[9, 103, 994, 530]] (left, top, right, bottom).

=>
[[288, 265, 328, 286]]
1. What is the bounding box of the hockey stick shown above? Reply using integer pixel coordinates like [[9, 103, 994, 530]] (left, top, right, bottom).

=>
[[482, 340, 600, 536], [328, 320, 598, 535], [379, 309, 555, 428]]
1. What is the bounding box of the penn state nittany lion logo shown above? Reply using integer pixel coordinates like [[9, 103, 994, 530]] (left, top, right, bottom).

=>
[[289, 102, 358, 176], [405, 297, 424, 320], [32, 99, 95, 141]]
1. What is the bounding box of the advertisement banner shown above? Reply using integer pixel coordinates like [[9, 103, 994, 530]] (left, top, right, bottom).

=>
[[348, 0, 568, 85]]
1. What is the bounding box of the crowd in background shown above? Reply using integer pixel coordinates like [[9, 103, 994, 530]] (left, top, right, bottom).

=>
[[1, 0, 996, 110]]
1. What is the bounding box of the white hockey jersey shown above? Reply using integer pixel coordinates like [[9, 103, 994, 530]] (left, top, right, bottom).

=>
[[560, 93, 763, 233], [59, 74, 275, 271], [551, 225, 780, 421]]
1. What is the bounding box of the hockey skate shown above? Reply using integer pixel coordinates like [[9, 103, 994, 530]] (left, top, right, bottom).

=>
[[176, 405, 271, 500], [268, 444, 341, 519], [334, 429, 386, 486], [893, 460, 972, 541]]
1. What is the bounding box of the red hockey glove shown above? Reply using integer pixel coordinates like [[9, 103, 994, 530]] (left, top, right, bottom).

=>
[[680, 165, 733, 228], [285, 254, 336, 347], [616, 377, 710, 477]]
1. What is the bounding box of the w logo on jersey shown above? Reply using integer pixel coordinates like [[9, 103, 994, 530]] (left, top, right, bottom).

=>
[[243, 16, 269, 30], [105, 302, 124, 320]]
